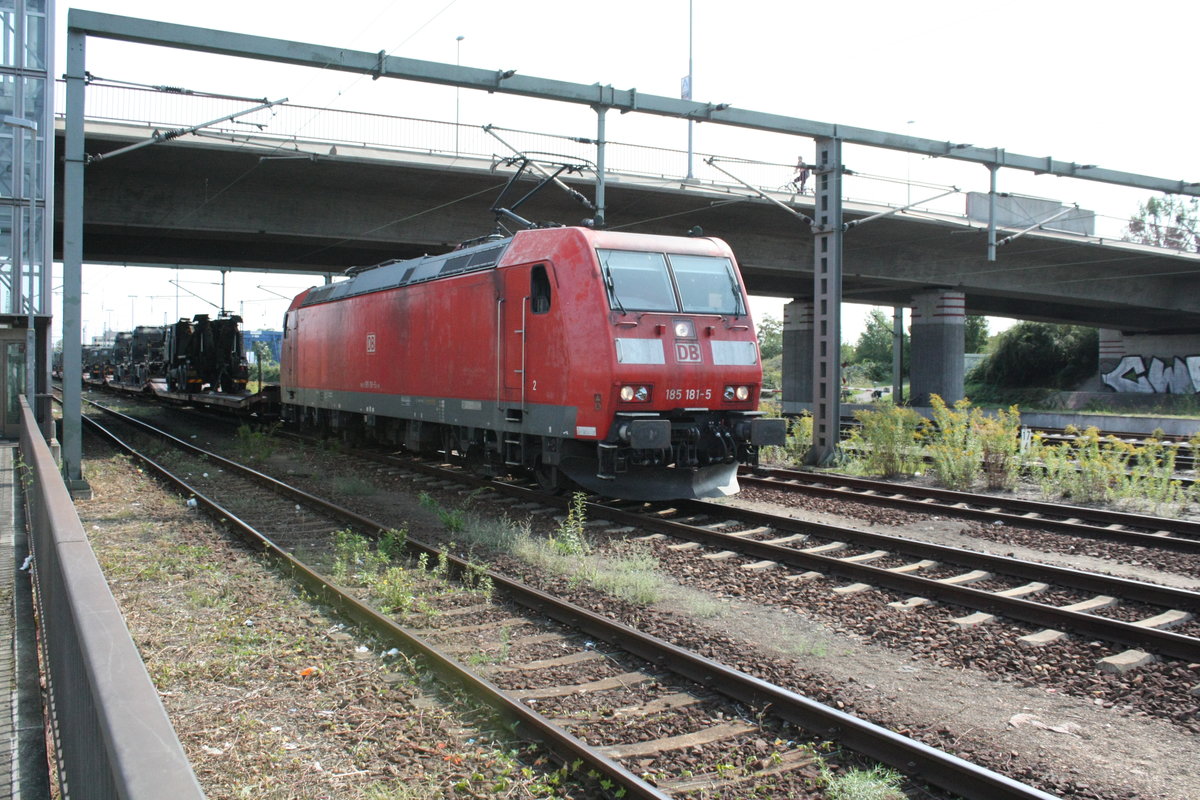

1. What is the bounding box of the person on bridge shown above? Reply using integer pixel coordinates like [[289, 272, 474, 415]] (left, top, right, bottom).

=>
[[791, 157, 811, 194]]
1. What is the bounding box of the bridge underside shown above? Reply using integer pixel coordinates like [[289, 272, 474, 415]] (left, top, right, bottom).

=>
[[55, 128, 1200, 335]]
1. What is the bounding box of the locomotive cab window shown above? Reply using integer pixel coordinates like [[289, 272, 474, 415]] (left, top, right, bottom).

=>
[[670, 254, 745, 315], [530, 264, 552, 314], [597, 249, 677, 312], [598, 249, 746, 316]]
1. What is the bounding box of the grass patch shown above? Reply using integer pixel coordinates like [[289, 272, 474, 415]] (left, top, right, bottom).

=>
[[821, 763, 906, 800], [514, 534, 668, 606], [419, 491, 466, 532], [234, 422, 281, 462], [332, 475, 377, 496]]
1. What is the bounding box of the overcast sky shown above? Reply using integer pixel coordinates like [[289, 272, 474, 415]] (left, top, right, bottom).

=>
[[54, 0, 1199, 344]]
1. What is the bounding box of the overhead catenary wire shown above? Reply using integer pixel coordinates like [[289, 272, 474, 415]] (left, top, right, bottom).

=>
[[78, 2, 472, 270]]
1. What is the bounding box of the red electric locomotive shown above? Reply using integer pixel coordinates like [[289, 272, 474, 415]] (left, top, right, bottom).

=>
[[280, 226, 785, 500]]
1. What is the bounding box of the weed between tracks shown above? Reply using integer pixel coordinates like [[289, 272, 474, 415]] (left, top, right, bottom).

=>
[[813, 395, 1199, 515], [419, 491, 679, 608], [234, 422, 281, 462], [329, 527, 494, 614], [819, 763, 905, 800]]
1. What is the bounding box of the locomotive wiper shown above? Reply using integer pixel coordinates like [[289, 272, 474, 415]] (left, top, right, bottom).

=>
[[729, 272, 746, 317], [599, 255, 626, 315]]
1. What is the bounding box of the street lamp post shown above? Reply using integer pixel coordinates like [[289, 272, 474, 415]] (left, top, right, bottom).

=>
[[685, 1, 694, 180], [455, 35, 464, 155]]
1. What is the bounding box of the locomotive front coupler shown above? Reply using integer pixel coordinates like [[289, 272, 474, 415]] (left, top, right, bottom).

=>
[[614, 414, 671, 450]]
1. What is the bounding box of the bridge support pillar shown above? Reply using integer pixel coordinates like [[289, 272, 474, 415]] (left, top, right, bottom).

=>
[[909, 289, 965, 407], [781, 300, 813, 414]]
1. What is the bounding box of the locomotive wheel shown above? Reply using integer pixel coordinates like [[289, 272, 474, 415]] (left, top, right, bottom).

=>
[[534, 459, 566, 495], [461, 444, 493, 476]]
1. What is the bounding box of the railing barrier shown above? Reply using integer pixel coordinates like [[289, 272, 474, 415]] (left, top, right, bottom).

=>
[[19, 396, 205, 800]]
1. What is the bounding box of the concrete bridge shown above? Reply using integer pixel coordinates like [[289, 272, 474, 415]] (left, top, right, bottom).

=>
[[56, 96, 1200, 418], [57, 103, 1200, 336]]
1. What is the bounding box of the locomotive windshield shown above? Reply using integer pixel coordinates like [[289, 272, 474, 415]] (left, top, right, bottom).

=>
[[671, 254, 744, 315], [598, 249, 745, 315]]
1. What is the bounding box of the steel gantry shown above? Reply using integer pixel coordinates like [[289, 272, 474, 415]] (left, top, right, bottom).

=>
[[61, 10, 1200, 479]]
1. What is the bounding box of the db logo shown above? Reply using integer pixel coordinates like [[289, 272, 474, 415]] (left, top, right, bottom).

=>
[[675, 343, 702, 363], [366, 333, 377, 353]]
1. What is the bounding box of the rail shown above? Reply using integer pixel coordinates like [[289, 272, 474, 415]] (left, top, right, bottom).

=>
[[19, 396, 204, 800]]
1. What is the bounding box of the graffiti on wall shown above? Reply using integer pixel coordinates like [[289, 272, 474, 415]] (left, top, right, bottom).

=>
[[1101, 355, 1200, 394]]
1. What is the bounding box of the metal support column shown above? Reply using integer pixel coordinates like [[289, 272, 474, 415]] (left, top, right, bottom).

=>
[[987, 164, 998, 262], [61, 27, 87, 491], [807, 137, 844, 465], [594, 105, 607, 228], [892, 305, 904, 402]]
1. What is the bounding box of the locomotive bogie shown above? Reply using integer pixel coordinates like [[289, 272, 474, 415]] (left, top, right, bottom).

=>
[[281, 227, 785, 500]]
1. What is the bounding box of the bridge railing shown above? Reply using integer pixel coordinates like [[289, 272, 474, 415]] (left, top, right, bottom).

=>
[[55, 81, 1193, 252], [19, 397, 205, 800], [59, 80, 801, 191]]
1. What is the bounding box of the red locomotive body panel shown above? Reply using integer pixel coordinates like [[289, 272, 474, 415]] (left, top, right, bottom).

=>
[[281, 227, 783, 499]]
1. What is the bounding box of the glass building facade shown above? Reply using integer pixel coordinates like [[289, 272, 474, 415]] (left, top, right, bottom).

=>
[[0, 0, 51, 319]]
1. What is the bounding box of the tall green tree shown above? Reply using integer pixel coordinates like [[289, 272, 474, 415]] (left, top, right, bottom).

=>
[[965, 315, 990, 353], [1125, 195, 1199, 252], [756, 314, 782, 360], [852, 308, 908, 382]]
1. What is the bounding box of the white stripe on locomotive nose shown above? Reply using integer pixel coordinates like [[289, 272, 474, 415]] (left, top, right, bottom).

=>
[[711, 340, 758, 365], [614, 338, 665, 364]]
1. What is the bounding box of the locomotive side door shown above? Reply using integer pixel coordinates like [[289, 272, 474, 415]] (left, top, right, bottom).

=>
[[500, 267, 528, 407], [281, 310, 299, 390]]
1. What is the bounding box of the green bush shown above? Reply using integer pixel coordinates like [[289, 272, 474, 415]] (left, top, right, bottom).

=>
[[844, 400, 925, 478], [759, 410, 813, 465], [977, 404, 1023, 490], [969, 322, 1097, 389], [1027, 426, 1124, 505], [926, 395, 982, 491]]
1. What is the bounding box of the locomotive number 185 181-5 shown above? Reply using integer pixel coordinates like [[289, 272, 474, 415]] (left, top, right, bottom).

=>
[[664, 387, 713, 402]]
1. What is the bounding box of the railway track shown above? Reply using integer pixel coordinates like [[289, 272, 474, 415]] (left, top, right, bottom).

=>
[[77, 397, 1061, 800], [291, 435, 1200, 666], [741, 466, 1200, 553], [89, 391, 1200, 662], [589, 497, 1200, 664]]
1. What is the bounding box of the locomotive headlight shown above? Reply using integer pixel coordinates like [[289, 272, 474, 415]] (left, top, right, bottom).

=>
[[724, 385, 751, 401], [673, 320, 695, 338], [736, 385, 750, 401], [620, 385, 650, 402], [724, 386, 736, 401]]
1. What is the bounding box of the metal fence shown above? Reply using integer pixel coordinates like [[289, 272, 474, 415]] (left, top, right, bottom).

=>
[[20, 397, 205, 800]]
